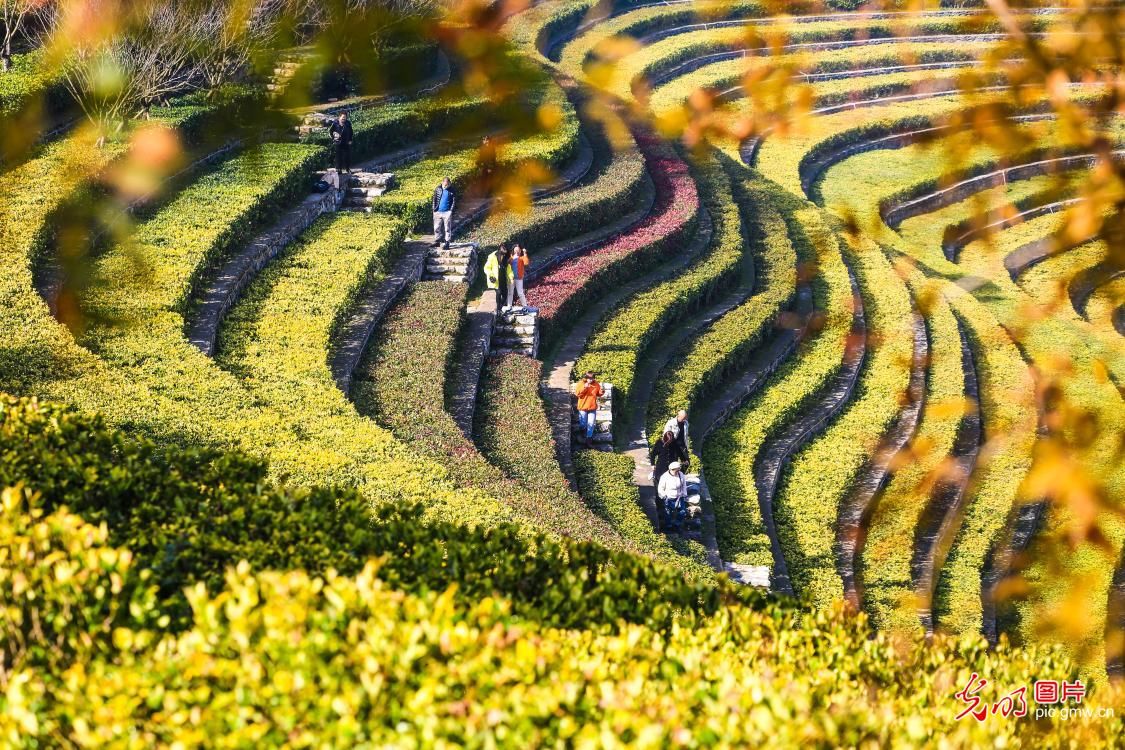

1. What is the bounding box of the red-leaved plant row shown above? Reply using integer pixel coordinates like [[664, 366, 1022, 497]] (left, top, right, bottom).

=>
[[528, 130, 701, 349]]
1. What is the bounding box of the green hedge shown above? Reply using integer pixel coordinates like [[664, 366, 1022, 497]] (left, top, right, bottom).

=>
[[0, 395, 754, 634], [469, 110, 647, 253], [702, 204, 852, 568], [474, 352, 610, 532], [299, 94, 494, 159], [773, 230, 915, 608], [859, 265, 964, 634], [62, 142, 511, 530], [650, 42, 988, 115], [648, 162, 799, 441], [211, 211, 510, 527], [0, 50, 69, 121], [575, 148, 738, 420], [352, 282, 633, 550], [8, 482, 1122, 747], [370, 77, 581, 230], [614, 15, 1024, 101], [557, 0, 775, 76], [574, 448, 714, 581]]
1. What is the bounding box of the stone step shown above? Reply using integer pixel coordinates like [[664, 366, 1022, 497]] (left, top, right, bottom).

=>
[[573, 417, 613, 433], [349, 171, 395, 189], [491, 346, 537, 356], [497, 312, 537, 325], [424, 243, 477, 285], [723, 562, 771, 587], [425, 261, 471, 273], [430, 248, 476, 261], [492, 335, 538, 349], [422, 272, 471, 283], [494, 323, 536, 335], [347, 187, 390, 199]]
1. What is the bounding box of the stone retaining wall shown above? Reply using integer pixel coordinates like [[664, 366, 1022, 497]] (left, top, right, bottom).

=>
[[187, 185, 342, 355]]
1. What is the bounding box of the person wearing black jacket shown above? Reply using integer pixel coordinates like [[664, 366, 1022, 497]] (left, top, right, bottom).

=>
[[328, 112, 354, 174], [432, 177, 456, 249], [650, 430, 688, 485]]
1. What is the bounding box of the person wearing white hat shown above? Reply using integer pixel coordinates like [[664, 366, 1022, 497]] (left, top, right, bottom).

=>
[[657, 461, 688, 533]]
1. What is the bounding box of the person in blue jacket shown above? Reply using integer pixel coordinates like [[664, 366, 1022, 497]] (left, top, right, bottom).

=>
[[432, 177, 456, 249]]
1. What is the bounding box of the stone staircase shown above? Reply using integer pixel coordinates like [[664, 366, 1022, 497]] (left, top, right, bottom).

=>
[[491, 307, 540, 357], [423, 242, 478, 284], [267, 56, 304, 96], [572, 383, 614, 448], [342, 171, 396, 210]]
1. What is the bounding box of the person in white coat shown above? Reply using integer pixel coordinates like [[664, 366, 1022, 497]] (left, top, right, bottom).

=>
[[657, 461, 688, 533]]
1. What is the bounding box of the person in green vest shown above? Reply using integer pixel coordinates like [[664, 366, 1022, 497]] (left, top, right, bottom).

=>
[[484, 244, 506, 304]]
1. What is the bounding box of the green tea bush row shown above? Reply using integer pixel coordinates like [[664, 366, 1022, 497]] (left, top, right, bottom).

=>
[[0, 395, 752, 635], [299, 93, 493, 157], [611, 16, 1019, 100], [66, 142, 513, 529], [574, 148, 738, 418], [854, 136, 1122, 663], [788, 89, 1111, 198], [702, 205, 852, 568], [474, 352, 617, 535], [574, 448, 714, 581], [649, 42, 988, 115], [931, 294, 1038, 635], [502, 0, 598, 57], [469, 110, 647, 253], [648, 162, 799, 441], [890, 185, 1110, 648], [370, 79, 581, 229], [773, 231, 915, 608], [7, 488, 1123, 748], [557, 0, 775, 75], [353, 282, 633, 550], [0, 50, 69, 120], [0, 88, 604, 542], [209, 212, 513, 527], [859, 265, 964, 633]]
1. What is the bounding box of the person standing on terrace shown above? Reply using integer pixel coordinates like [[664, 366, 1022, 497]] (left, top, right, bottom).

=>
[[658, 461, 688, 534], [328, 112, 353, 175], [484, 245, 504, 303], [432, 176, 456, 250], [663, 409, 690, 469], [574, 371, 603, 447], [650, 429, 684, 485], [506, 244, 529, 308]]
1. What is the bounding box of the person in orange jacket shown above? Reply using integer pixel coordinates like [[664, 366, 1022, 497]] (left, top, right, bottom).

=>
[[574, 370, 604, 446], [506, 244, 530, 309]]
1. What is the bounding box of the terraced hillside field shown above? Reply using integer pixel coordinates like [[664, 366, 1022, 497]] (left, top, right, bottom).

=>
[[511, 0, 1124, 679], [3, 0, 1125, 742]]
